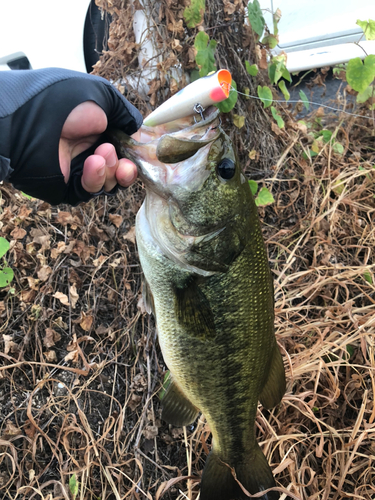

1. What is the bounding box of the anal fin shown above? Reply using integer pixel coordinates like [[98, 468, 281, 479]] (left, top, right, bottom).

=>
[[160, 374, 200, 426], [259, 343, 286, 410]]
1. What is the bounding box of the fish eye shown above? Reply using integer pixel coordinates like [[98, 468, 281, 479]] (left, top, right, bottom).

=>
[[217, 158, 236, 180]]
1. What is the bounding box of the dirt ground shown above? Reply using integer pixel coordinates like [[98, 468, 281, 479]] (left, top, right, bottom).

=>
[[1, 1, 375, 499]]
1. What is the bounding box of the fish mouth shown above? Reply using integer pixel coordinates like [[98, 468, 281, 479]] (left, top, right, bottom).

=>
[[109, 107, 222, 197]]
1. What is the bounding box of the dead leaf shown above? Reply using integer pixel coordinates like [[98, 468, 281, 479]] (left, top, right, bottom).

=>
[[43, 328, 61, 348], [248, 150, 257, 160], [93, 255, 107, 268], [109, 214, 123, 228], [3, 334, 19, 355], [52, 318, 67, 331], [37, 265, 52, 282], [96, 324, 109, 336], [128, 393, 142, 411], [2, 420, 21, 437], [72, 240, 95, 263], [64, 350, 79, 364], [27, 277, 40, 290], [50, 241, 66, 259], [123, 226, 136, 244], [0, 301, 5, 313], [172, 39, 182, 51], [70, 284, 79, 309], [21, 289, 36, 303], [18, 206, 32, 219], [11, 227, 27, 240], [131, 373, 147, 391], [170, 77, 178, 95], [30, 228, 50, 248], [90, 226, 109, 241], [296, 121, 307, 134], [44, 350, 57, 362], [80, 312, 94, 332], [55, 211, 80, 227], [53, 292, 70, 307], [143, 425, 158, 439], [109, 257, 122, 269], [223, 0, 237, 15], [271, 121, 283, 136]]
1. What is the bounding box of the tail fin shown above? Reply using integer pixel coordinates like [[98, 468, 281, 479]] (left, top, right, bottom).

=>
[[200, 443, 279, 500]]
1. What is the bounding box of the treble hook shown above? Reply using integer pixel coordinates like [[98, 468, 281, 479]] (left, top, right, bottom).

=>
[[193, 103, 205, 123]]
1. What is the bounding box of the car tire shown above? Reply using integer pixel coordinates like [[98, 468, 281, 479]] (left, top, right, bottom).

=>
[[84, 0, 112, 73]]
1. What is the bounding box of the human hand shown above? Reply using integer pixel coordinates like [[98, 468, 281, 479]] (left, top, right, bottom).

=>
[[59, 101, 138, 193], [5, 68, 143, 205]]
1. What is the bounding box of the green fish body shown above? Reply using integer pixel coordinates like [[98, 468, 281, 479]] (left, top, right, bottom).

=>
[[111, 109, 286, 500]]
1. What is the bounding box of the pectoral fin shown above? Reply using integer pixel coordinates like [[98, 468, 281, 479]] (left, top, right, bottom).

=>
[[142, 277, 155, 315], [160, 374, 199, 426], [259, 343, 286, 409], [174, 278, 216, 341]]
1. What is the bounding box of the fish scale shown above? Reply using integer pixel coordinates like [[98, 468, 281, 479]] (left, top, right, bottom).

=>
[[110, 107, 286, 500]]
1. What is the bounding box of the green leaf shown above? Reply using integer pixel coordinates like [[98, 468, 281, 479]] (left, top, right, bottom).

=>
[[281, 66, 292, 82], [194, 32, 217, 77], [247, 0, 265, 38], [321, 130, 333, 143], [248, 180, 258, 196], [233, 114, 245, 128], [333, 142, 344, 154], [257, 85, 273, 108], [299, 90, 309, 110], [356, 19, 375, 40], [183, 0, 205, 28], [268, 63, 280, 85], [356, 85, 374, 103], [346, 56, 375, 93], [346, 345, 355, 358], [69, 474, 79, 499], [21, 192, 34, 200], [190, 69, 200, 82], [363, 270, 373, 284], [255, 187, 274, 206], [245, 61, 258, 76], [216, 80, 238, 113], [0, 268, 14, 288], [278, 80, 290, 101], [0, 237, 10, 259], [262, 33, 278, 49], [243, 87, 250, 99], [271, 106, 284, 128]]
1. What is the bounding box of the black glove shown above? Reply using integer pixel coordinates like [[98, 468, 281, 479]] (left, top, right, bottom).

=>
[[0, 68, 143, 205]]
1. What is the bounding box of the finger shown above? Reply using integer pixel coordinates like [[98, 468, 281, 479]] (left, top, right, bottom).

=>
[[59, 102, 108, 182], [81, 155, 106, 193], [94, 143, 119, 192], [116, 159, 138, 187]]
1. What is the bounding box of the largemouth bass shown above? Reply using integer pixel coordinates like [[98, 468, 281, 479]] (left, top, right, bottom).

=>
[[111, 108, 286, 500]]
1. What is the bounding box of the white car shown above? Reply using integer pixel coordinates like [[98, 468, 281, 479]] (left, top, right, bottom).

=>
[[259, 0, 375, 72], [1, 0, 374, 75], [0, 0, 110, 72]]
